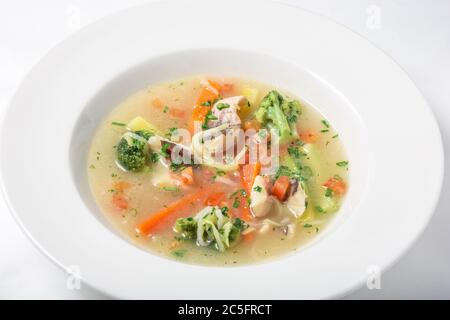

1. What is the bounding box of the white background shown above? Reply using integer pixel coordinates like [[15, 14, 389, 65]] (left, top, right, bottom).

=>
[[0, 0, 449, 299]]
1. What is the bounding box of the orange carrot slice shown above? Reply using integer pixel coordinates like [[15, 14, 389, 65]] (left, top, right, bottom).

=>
[[271, 175, 290, 201], [299, 130, 318, 144], [323, 178, 346, 195], [136, 189, 205, 235]]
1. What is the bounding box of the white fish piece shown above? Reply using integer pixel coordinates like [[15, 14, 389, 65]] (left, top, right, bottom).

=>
[[209, 96, 248, 128], [250, 175, 272, 217]]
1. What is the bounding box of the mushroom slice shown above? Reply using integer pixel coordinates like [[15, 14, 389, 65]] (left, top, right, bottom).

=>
[[250, 175, 272, 217], [286, 183, 307, 218]]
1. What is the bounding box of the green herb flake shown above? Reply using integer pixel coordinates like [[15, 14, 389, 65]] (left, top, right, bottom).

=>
[[111, 121, 127, 127], [321, 119, 330, 128], [216, 103, 230, 110], [202, 110, 218, 129], [162, 186, 180, 192], [160, 142, 170, 157], [232, 198, 240, 208], [304, 223, 313, 228], [253, 186, 262, 192], [336, 161, 349, 167], [325, 188, 334, 197], [172, 249, 187, 258], [163, 106, 169, 113], [314, 206, 325, 214]]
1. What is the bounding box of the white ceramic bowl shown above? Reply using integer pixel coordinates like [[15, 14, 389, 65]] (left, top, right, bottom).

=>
[[0, 0, 443, 299]]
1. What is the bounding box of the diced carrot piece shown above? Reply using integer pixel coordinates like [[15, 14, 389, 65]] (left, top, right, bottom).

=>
[[242, 231, 255, 242], [207, 80, 222, 92], [152, 98, 164, 109], [300, 130, 318, 144], [169, 108, 186, 119], [239, 205, 253, 222], [244, 120, 260, 131], [323, 178, 347, 195], [113, 181, 129, 193], [205, 192, 226, 206], [196, 87, 218, 107], [271, 175, 290, 201], [180, 167, 194, 185], [240, 163, 261, 194], [136, 189, 205, 235], [112, 194, 128, 210], [220, 83, 234, 95]]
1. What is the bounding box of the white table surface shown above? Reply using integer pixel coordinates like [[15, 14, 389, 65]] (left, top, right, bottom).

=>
[[0, 0, 449, 299]]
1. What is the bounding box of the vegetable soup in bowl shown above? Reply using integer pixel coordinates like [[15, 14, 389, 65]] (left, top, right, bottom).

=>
[[87, 76, 349, 265]]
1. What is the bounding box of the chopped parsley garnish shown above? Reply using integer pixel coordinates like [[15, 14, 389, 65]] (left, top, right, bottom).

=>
[[232, 198, 240, 208], [320, 129, 329, 133], [336, 161, 349, 167], [303, 224, 313, 228], [221, 206, 229, 216], [202, 110, 218, 129], [172, 249, 187, 258], [169, 162, 187, 172], [325, 188, 334, 197], [216, 169, 226, 176], [201, 101, 211, 107], [332, 134, 339, 139], [165, 127, 178, 138], [216, 103, 230, 110], [163, 106, 169, 113], [111, 121, 126, 127], [321, 119, 330, 128], [162, 186, 180, 192], [253, 186, 262, 192], [230, 189, 247, 198], [160, 142, 170, 157], [314, 206, 325, 214]]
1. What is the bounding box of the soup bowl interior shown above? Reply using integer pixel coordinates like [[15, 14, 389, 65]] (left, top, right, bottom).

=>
[[71, 49, 370, 245]]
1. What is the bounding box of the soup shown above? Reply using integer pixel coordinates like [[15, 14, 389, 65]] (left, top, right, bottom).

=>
[[87, 76, 348, 266]]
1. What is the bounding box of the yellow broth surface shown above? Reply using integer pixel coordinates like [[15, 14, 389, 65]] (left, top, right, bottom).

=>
[[87, 76, 349, 266]]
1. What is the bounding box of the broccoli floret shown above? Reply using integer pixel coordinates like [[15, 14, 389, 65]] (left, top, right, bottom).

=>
[[174, 217, 197, 240], [227, 218, 248, 246], [255, 90, 301, 143], [173, 207, 248, 251], [116, 131, 152, 171]]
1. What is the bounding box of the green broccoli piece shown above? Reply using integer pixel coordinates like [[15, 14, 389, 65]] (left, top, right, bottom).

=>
[[116, 130, 152, 171], [174, 217, 197, 240], [173, 208, 249, 251], [255, 90, 301, 143], [226, 218, 248, 246]]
